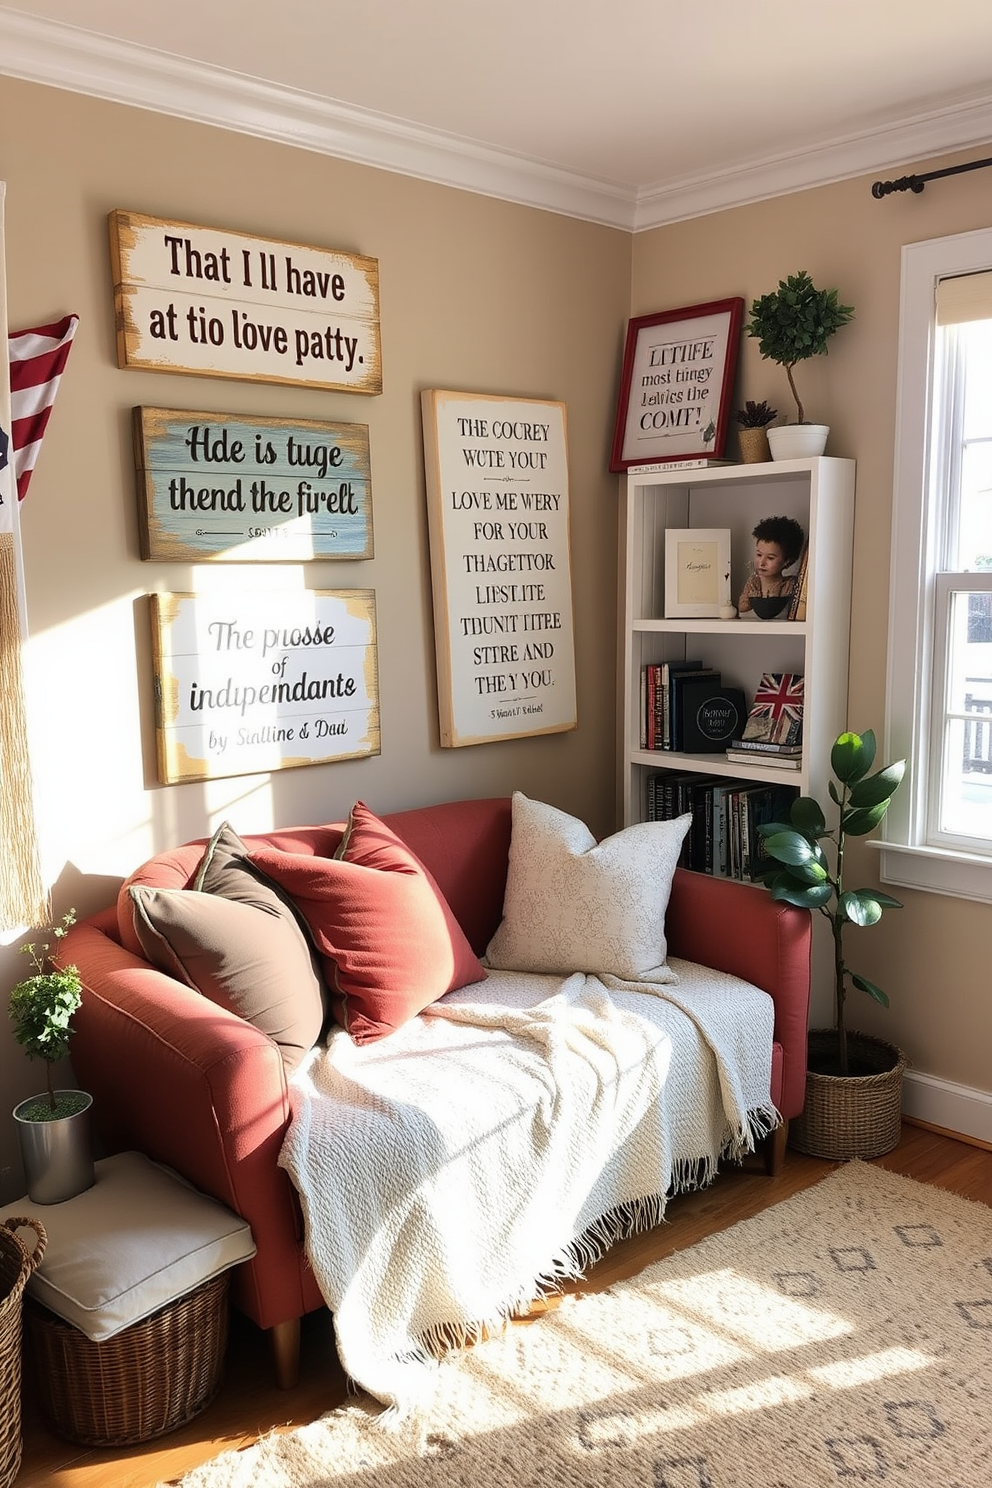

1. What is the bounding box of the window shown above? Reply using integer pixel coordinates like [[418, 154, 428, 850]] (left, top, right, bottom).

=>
[[882, 229, 992, 900]]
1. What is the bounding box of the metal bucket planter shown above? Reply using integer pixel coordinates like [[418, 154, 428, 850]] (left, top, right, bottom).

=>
[[790, 1031, 907, 1161], [13, 1090, 95, 1204]]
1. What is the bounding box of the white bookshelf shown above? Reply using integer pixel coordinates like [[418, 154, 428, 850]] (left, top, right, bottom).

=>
[[620, 456, 855, 851]]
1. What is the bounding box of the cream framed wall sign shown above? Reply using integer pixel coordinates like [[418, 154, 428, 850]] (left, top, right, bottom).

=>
[[110, 211, 381, 394], [150, 589, 379, 783], [134, 408, 373, 562], [421, 389, 577, 747], [610, 298, 743, 471]]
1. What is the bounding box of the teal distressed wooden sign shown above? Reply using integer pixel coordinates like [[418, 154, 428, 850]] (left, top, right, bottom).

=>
[[133, 407, 373, 562]]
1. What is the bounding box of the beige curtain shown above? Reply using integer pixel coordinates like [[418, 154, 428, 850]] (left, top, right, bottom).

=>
[[935, 269, 992, 326], [0, 181, 49, 929]]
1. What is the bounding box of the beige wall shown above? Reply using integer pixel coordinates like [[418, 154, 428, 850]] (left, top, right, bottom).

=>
[[0, 78, 630, 1200], [632, 156, 992, 1096], [1, 72, 989, 1201]]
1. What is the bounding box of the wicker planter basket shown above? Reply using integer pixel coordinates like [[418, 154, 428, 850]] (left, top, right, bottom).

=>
[[0, 1216, 46, 1488], [25, 1270, 229, 1446], [738, 426, 771, 464], [790, 1030, 907, 1161]]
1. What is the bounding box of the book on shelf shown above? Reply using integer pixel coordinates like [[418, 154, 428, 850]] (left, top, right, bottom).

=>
[[629, 458, 733, 475], [668, 666, 720, 750], [641, 661, 718, 750], [741, 784, 799, 879], [788, 543, 809, 622], [678, 682, 745, 753], [646, 772, 798, 880], [727, 737, 802, 755], [645, 770, 697, 867], [725, 748, 803, 770], [740, 672, 805, 746], [711, 779, 742, 878]]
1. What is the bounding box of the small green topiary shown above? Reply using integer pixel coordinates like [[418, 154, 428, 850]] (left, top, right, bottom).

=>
[[746, 270, 854, 424], [9, 910, 83, 1117]]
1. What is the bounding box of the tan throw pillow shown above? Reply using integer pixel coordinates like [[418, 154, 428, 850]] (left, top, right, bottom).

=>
[[129, 884, 325, 1071], [485, 792, 691, 982]]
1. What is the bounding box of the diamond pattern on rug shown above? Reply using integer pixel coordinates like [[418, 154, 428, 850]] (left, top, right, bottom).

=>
[[171, 1163, 992, 1488]]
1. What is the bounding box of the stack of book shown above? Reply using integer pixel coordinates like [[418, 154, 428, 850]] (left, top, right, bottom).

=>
[[725, 739, 803, 770], [726, 671, 804, 768], [646, 772, 798, 879], [641, 661, 745, 753]]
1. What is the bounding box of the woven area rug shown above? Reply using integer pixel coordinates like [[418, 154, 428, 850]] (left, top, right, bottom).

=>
[[171, 1163, 992, 1487]]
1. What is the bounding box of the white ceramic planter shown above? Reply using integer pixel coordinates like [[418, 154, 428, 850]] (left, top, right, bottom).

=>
[[767, 424, 829, 461]]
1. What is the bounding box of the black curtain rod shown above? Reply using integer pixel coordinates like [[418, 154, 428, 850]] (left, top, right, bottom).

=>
[[872, 154, 992, 198]]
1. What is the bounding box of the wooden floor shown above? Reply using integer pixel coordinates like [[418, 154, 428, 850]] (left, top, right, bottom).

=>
[[14, 1123, 992, 1488]]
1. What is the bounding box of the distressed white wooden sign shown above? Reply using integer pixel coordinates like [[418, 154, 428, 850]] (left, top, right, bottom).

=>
[[150, 589, 379, 783], [110, 211, 381, 394], [421, 390, 577, 747]]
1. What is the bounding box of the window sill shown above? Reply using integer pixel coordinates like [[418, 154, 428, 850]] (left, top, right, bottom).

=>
[[872, 839, 992, 903]]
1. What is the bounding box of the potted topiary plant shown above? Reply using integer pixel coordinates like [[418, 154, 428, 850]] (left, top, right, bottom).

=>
[[9, 910, 95, 1203], [757, 729, 908, 1160], [745, 270, 854, 461], [735, 401, 778, 464]]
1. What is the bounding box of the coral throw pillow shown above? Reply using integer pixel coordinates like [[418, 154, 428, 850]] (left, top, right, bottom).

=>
[[249, 801, 486, 1043], [485, 792, 691, 982]]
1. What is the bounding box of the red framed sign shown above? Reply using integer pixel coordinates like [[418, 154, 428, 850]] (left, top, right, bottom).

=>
[[610, 297, 744, 472]]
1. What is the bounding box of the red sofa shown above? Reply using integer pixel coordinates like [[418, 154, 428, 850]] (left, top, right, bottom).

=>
[[60, 796, 811, 1388]]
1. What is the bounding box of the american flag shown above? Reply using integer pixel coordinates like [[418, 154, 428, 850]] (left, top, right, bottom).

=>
[[741, 671, 805, 745], [8, 314, 79, 500]]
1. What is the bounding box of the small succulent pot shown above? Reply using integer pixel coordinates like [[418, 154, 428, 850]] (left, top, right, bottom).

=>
[[738, 427, 771, 464]]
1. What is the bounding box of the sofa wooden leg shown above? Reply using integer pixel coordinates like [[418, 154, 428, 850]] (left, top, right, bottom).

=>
[[764, 1121, 789, 1176], [269, 1317, 301, 1390]]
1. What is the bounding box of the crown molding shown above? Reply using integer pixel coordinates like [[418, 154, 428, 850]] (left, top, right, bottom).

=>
[[0, 10, 637, 230], [633, 94, 992, 230], [2, 9, 992, 235]]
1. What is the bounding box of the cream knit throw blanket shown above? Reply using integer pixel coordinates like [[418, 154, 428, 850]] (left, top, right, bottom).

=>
[[279, 959, 778, 1412]]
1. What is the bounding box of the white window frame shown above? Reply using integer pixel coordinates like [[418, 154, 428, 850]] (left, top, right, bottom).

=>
[[880, 226, 992, 901], [928, 571, 992, 853]]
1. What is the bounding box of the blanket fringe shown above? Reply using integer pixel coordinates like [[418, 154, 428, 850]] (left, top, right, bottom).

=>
[[404, 1101, 780, 1377]]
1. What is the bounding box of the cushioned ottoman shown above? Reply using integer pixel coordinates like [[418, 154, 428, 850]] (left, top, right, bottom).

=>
[[0, 1151, 255, 1445]]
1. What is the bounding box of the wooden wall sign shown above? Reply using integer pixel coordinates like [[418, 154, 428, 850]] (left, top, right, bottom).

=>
[[110, 210, 381, 395], [421, 390, 577, 747], [134, 408, 373, 562], [150, 589, 379, 783]]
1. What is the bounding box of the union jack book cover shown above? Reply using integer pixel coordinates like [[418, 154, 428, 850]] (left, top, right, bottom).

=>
[[740, 672, 805, 745]]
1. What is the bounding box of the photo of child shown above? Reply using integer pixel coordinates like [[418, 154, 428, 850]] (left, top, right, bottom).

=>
[[738, 515, 805, 614]]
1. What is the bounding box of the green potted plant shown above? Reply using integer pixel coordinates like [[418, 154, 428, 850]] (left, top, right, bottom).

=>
[[745, 269, 854, 460], [9, 910, 95, 1203], [757, 729, 908, 1159], [735, 400, 778, 464]]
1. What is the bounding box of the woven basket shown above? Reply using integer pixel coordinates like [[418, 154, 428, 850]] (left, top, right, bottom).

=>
[[25, 1270, 229, 1446], [0, 1216, 47, 1488], [790, 1030, 907, 1161], [738, 426, 771, 464]]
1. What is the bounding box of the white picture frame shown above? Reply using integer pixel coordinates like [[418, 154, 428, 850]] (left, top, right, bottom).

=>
[[664, 528, 732, 618]]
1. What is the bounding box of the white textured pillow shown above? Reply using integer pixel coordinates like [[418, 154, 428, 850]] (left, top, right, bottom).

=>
[[485, 792, 691, 982]]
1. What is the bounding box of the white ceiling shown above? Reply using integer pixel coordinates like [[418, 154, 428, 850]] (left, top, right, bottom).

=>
[[3, 1, 992, 229]]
